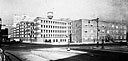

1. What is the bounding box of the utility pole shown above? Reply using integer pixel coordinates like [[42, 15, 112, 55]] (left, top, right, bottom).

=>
[[96, 18, 99, 47], [0, 18, 2, 48], [89, 18, 99, 47]]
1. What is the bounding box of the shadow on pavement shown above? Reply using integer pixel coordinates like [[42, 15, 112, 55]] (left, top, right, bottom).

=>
[[51, 51, 128, 61]]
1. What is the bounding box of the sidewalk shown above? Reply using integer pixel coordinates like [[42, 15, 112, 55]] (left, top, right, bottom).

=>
[[98, 46, 128, 53], [71, 45, 128, 53]]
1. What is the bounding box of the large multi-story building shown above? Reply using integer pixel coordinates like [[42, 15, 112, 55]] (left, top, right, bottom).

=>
[[10, 17, 72, 44], [35, 17, 72, 43], [72, 19, 127, 44]]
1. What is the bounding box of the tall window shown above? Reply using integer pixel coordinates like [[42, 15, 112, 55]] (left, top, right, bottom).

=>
[[41, 25, 43, 27], [41, 20, 43, 23], [116, 26, 118, 28], [41, 35, 42, 37], [85, 31, 87, 33], [44, 20, 45, 23], [41, 30, 43, 32]]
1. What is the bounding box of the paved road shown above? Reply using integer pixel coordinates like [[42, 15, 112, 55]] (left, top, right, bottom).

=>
[[1, 43, 128, 61]]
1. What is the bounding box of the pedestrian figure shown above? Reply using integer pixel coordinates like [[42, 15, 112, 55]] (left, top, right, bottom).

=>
[[97, 42, 99, 47], [101, 39, 104, 49]]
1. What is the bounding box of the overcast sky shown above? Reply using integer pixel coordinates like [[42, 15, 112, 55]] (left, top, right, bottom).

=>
[[0, 0, 128, 25]]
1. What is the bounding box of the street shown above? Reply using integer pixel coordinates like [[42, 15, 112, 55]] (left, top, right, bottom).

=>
[[1, 43, 128, 61]]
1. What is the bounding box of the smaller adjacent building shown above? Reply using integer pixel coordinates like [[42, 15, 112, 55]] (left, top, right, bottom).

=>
[[71, 19, 127, 44], [0, 28, 9, 42]]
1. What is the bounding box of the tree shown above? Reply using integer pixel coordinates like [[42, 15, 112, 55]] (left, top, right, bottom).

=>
[[33, 18, 40, 41], [25, 21, 40, 42], [33, 27, 40, 40], [105, 34, 114, 42], [34, 17, 40, 22]]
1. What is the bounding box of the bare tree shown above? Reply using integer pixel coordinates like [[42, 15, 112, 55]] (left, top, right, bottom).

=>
[[105, 34, 114, 42]]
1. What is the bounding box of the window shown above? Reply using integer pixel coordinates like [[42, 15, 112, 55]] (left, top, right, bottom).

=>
[[53, 39, 55, 42], [102, 26, 105, 27], [107, 31, 109, 33], [44, 35, 45, 38], [51, 26, 52, 28], [56, 26, 58, 28], [41, 25, 43, 27], [65, 31, 66, 33], [112, 25, 114, 27], [116, 30, 118, 33], [56, 39, 58, 42], [124, 35, 126, 39], [46, 30, 48, 33], [44, 20, 45, 23], [46, 34, 48, 37], [90, 25, 93, 26], [124, 30, 126, 34], [46, 21, 48, 23], [49, 30, 50, 33], [116, 26, 118, 28], [85, 25, 87, 26], [41, 30, 43, 32], [41, 20, 43, 23], [51, 34, 52, 37], [60, 39, 62, 42], [49, 34, 50, 37], [44, 25, 45, 28], [85, 31, 87, 33], [70, 27, 72, 29], [46, 25, 48, 28], [51, 30, 52, 33], [44, 30, 45, 33], [76, 24, 77, 27], [124, 26, 126, 29], [49, 25, 50, 28], [120, 36, 123, 39]]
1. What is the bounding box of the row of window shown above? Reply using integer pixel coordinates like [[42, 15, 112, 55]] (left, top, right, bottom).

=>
[[83, 30, 126, 34], [41, 25, 67, 29], [84, 24, 126, 29], [13, 34, 68, 38], [41, 34, 67, 38], [83, 35, 126, 40], [41, 30, 67, 33], [83, 24, 126, 29], [41, 20, 68, 25], [44, 39, 67, 42], [107, 30, 126, 34]]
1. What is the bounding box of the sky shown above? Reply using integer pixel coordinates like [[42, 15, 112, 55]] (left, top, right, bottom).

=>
[[0, 0, 128, 25]]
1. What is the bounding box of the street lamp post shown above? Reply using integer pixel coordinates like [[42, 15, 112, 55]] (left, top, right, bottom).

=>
[[67, 34, 72, 51], [101, 38, 104, 49], [96, 18, 99, 47], [67, 39, 70, 51], [89, 18, 99, 47]]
